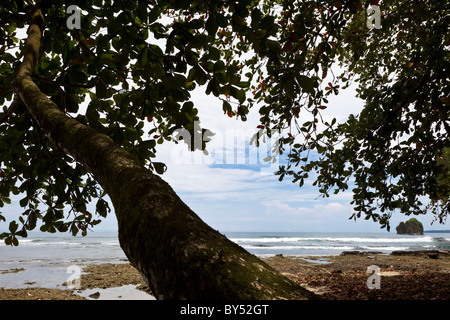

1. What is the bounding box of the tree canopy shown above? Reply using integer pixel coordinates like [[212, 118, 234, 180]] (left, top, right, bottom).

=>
[[0, 0, 448, 245]]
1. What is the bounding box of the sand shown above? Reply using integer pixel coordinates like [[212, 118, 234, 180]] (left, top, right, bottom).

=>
[[264, 250, 450, 299], [0, 250, 449, 300], [0, 262, 154, 300]]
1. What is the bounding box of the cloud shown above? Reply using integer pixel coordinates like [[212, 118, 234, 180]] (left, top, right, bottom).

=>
[[262, 200, 347, 218], [135, 78, 380, 232], [162, 162, 284, 202]]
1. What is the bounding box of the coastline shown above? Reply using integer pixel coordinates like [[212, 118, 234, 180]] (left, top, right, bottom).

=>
[[0, 249, 449, 300], [0, 262, 155, 300], [265, 250, 450, 300]]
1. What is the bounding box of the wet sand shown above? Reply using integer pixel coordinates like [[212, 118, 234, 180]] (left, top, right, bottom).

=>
[[0, 262, 154, 300], [265, 250, 450, 299], [0, 250, 449, 300]]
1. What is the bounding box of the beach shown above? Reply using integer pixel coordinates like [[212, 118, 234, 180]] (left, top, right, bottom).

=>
[[0, 262, 154, 300], [0, 249, 449, 300], [1, 231, 449, 300], [265, 250, 450, 300]]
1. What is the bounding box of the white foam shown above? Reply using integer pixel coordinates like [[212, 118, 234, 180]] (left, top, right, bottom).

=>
[[243, 245, 355, 251], [101, 240, 120, 246], [231, 236, 434, 243], [231, 237, 307, 243]]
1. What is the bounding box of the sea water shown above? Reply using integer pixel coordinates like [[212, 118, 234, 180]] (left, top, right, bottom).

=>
[[1, 230, 449, 289], [0, 231, 127, 289], [226, 231, 450, 256]]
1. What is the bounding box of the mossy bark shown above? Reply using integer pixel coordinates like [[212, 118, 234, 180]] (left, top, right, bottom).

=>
[[12, 9, 317, 300]]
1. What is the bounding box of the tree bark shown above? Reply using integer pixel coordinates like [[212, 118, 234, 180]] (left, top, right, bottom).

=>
[[12, 9, 317, 300]]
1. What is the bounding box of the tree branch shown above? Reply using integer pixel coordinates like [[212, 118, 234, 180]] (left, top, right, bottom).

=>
[[10, 6, 316, 300], [0, 11, 33, 27], [13, 9, 43, 82], [0, 95, 21, 124]]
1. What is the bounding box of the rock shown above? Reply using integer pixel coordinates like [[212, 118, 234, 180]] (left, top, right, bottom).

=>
[[0, 268, 25, 274], [396, 218, 423, 235], [332, 269, 342, 274], [340, 251, 360, 255], [390, 250, 441, 256], [89, 292, 100, 299], [341, 251, 382, 256]]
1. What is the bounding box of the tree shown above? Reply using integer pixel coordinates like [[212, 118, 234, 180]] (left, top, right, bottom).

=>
[[0, 0, 448, 298], [267, 0, 449, 229], [0, 0, 317, 300]]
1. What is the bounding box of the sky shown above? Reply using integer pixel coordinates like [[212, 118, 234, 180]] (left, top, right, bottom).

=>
[[2, 70, 448, 234], [151, 83, 447, 233], [1, 14, 448, 235]]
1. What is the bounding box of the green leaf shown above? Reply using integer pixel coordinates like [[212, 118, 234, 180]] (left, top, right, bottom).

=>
[[136, 3, 148, 23], [65, 94, 80, 113], [86, 101, 100, 120], [139, 46, 149, 66], [148, 6, 161, 24], [99, 53, 115, 66], [39, 57, 52, 71], [297, 75, 314, 93], [206, 78, 219, 96], [19, 197, 29, 208], [96, 81, 108, 99], [285, 76, 295, 99], [16, 228, 27, 238], [213, 60, 226, 73], [222, 100, 232, 113], [251, 7, 262, 27], [208, 47, 221, 61], [216, 13, 228, 28], [68, 69, 88, 84], [192, 66, 207, 85], [9, 221, 18, 233], [259, 16, 275, 31], [153, 162, 167, 174], [96, 199, 109, 218], [231, 87, 246, 103], [189, 19, 204, 30], [27, 211, 37, 230], [205, 15, 218, 35], [236, 81, 250, 89]]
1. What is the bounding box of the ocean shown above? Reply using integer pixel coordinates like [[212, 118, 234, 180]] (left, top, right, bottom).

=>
[[227, 231, 450, 256], [1, 230, 449, 290]]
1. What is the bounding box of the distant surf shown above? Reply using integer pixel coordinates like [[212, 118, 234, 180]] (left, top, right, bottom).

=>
[[225, 232, 450, 256], [0, 230, 449, 289]]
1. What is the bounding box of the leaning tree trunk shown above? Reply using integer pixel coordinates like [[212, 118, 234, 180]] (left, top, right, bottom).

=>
[[12, 9, 317, 299]]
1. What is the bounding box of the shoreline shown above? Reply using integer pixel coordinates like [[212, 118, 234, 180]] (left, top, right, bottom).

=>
[[265, 249, 450, 299], [0, 250, 449, 300]]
